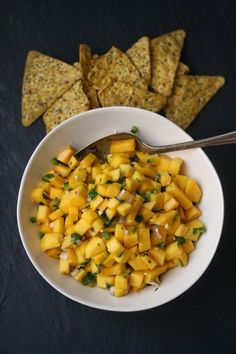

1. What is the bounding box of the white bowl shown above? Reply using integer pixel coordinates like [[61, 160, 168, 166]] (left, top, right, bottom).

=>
[[17, 107, 224, 312]]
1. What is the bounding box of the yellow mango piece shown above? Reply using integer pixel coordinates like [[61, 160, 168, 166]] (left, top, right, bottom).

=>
[[149, 247, 166, 265], [49, 187, 63, 200], [81, 208, 97, 224], [185, 178, 202, 203], [49, 208, 64, 221], [36, 205, 50, 223], [140, 254, 157, 269], [90, 194, 104, 210], [67, 248, 78, 266], [96, 184, 108, 197], [80, 153, 97, 168], [110, 139, 136, 153], [166, 183, 193, 209], [106, 208, 117, 220], [124, 231, 138, 248], [114, 250, 130, 264], [163, 197, 179, 212], [92, 217, 104, 235], [68, 155, 79, 170], [57, 146, 75, 164], [54, 164, 71, 178], [117, 202, 132, 216], [45, 247, 61, 258], [168, 158, 183, 176], [139, 206, 153, 223], [39, 223, 52, 234], [106, 237, 124, 256], [59, 258, 70, 274], [156, 155, 171, 172], [185, 206, 202, 222], [105, 183, 121, 198], [172, 174, 188, 190], [125, 178, 140, 192], [31, 187, 49, 205], [128, 256, 148, 270], [103, 253, 116, 267], [68, 206, 79, 221], [100, 263, 126, 276], [108, 168, 120, 182], [97, 274, 115, 289], [165, 241, 182, 261], [129, 271, 144, 288], [85, 237, 106, 258], [138, 227, 151, 252], [41, 233, 62, 251], [50, 175, 65, 188], [52, 217, 65, 233], [92, 250, 108, 264], [109, 153, 130, 169], [115, 275, 128, 292], [119, 164, 134, 177], [115, 223, 125, 243], [74, 218, 91, 235], [182, 239, 195, 254]]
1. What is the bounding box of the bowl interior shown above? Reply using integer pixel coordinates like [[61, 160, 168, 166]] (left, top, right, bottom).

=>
[[17, 107, 224, 311]]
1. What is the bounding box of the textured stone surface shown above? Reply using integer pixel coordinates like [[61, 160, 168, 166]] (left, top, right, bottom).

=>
[[0, 0, 236, 353]]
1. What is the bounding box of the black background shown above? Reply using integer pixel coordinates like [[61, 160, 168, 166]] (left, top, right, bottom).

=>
[[1, 1, 236, 353]]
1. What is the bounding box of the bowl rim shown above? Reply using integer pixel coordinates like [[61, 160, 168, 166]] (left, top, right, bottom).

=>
[[17, 106, 224, 311]]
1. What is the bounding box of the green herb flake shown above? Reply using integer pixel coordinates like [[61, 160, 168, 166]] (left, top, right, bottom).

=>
[[130, 225, 137, 233], [135, 215, 143, 223], [147, 158, 156, 163], [155, 173, 161, 182], [106, 283, 112, 289], [63, 182, 70, 190], [178, 258, 184, 267], [102, 231, 111, 240], [175, 236, 186, 246], [38, 231, 44, 238], [30, 216, 37, 223], [158, 242, 166, 249], [193, 226, 206, 235], [79, 258, 91, 269], [82, 272, 97, 286], [88, 187, 98, 200], [130, 125, 138, 134], [150, 188, 157, 194], [71, 233, 83, 244], [50, 157, 61, 165], [42, 173, 55, 182]]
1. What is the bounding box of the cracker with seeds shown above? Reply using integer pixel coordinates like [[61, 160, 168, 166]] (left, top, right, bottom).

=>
[[88, 47, 147, 91], [163, 75, 225, 129], [43, 80, 90, 133], [126, 36, 151, 84], [151, 30, 186, 97], [22, 51, 80, 127], [98, 81, 166, 112]]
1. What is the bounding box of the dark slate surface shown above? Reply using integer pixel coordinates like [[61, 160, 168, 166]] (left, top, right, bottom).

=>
[[0, 0, 236, 353]]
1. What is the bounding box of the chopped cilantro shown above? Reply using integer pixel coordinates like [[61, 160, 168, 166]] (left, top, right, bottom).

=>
[[79, 258, 91, 269], [130, 225, 137, 233], [175, 236, 186, 245], [106, 283, 113, 289], [42, 191, 49, 200], [88, 187, 98, 200], [102, 231, 111, 240], [178, 258, 184, 267], [52, 198, 60, 210], [38, 231, 44, 238], [135, 215, 143, 223], [42, 173, 54, 182], [50, 157, 60, 165], [193, 226, 206, 235], [150, 188, 157, 194], [30, 216, 36, 223], [158, 242, 166, 249], [147, 158, 156, 163], [63, 182, 70, 190], [71, 233, 83, 244], [155, 173, 161, 182], [130, 126, 138, 134], [82, 272, 97, 286]]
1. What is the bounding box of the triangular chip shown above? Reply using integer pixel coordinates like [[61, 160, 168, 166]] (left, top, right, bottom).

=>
[[163, 75, 225, 129], [176, 62, 190, 77], [88, 47, 147, 91], [22, 51, 80, 127], [98, 81, 166, 112], [43, 80, 90, 133], [151, 30, 186, 96], [79, 44, 100, 109], [126, 36, 151, 84]]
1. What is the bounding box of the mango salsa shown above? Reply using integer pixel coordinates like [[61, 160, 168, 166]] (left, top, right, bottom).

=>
[[30, 140, 205, 297]]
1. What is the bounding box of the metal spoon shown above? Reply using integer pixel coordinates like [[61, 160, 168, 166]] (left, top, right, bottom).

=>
[[75, 131, 236, 160]]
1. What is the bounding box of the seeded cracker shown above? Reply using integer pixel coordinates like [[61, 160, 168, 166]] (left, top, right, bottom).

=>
[[126, 36, 151, 84], [98, 81, 166, 112], [176, 62, 190, 77], [88, 47, 147, 91], [79, 44, 100, 109], [43, 80, 90, 133], [163, 75, 225, 129], [151, 30, 186, 97], [22, 51, 80, 127]]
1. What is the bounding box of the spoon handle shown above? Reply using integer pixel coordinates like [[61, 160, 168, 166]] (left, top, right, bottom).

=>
[[149, 131, 236, 153]]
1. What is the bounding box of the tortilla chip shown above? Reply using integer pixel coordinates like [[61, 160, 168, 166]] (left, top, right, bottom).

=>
[[176, 62, 190, 77], [43, 80, 90, 133], [98, 81, 166, 112], [126, 36, 151, 84], [79, 44, 93, 79], [163, 75, 225, 129], [82, 80, 100, 109], [88, 47, 147, 91], [151, 30, 186, 97], [22, 51, 80, 127]]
